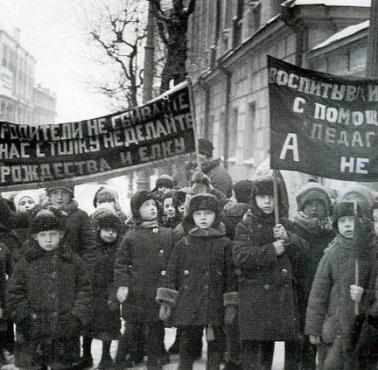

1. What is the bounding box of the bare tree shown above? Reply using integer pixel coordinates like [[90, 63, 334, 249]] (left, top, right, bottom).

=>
[[149, 0, 196, 93], [86, 0, 147, 108]]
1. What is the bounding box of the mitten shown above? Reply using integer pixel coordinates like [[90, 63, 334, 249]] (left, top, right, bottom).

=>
[[117, 286, 129, 303], [224, 305, 236, 325], [159, 302, 171, 321]]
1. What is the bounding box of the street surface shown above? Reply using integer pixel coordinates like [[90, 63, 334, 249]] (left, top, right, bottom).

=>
[[91, 328, 285, 369]]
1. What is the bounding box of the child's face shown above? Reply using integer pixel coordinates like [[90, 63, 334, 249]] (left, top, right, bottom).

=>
[[177, 203, 185, 215], [100, 227, 118, 243], [255, 194, 274, 214], [193, 209, 215, 229], [33, 230, 63, 251], [373, 209, 378, 237], [98, 200, 115, 209], [49, 189, 72, 209], [17, 196, 37, 213], [338, 216, 355, 239], [157, 186, 171, 194], [139, 199, 158, 221], [303, 200, 326, 219], [163, 198, 176, 218]]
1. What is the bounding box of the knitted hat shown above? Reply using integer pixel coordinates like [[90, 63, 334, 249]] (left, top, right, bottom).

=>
[[93, 187, 116, 208], [190, 171, 210, 188], [154, 175, 174, 190], [31, 213, 64, 234], [339, 184, 374, 218], [296, 182, 331, 214], [14, 191, 40, 211], [198, 138, 214, 157], [130, 191, 156, 219], [46, 185, 74, 196], [96, 213, 121, 231], [233, 180, 253, 204], [332, 201, 361, 230]]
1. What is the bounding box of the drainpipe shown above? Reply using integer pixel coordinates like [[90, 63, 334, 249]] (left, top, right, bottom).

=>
[[199, 78, 210, 138], [219, 65, 231, 170]]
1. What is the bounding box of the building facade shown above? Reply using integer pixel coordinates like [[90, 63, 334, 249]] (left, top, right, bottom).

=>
[[187, 0, 371, 206], [0, 28, 56, 125]]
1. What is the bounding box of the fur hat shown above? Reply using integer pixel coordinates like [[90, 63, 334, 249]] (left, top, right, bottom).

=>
[[184, 194, 220, 230], [130, 191, 156, 219], [172, 190, 187, 208], [296, 182, 331, 214], [96, 213, 121, 232], [154, 175, 174, 190], [233, 180, 253, 204], [332, 201, 361, 230], [252, 177, 274, 198], [198, 138, 214, 157], [93, 187, 117, 208], [14, 191, 40, 211], [190, 171, 210, 188], [46, 185, 74, 196], [31, 213, 64, 234]]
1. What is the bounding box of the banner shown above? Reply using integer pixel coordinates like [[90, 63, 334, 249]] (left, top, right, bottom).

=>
[[268, 56, 378, 181], [0, 82, 195, 189]]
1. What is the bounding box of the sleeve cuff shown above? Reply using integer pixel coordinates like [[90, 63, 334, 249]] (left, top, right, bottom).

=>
[[156, 287, 178, 305], [223, 291, 239, 307]]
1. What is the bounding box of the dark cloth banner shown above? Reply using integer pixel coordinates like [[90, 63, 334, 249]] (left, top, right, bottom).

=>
[[0, 82, 195, 189], [268, 56, 378, 181]]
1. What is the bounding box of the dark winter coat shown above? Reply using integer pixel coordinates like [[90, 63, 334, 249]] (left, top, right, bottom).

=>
[[305, 234, 377, 369], [292, 217, 335, 328], [0, 243, 12, 327], [91, 238, 121, 340], [223, 202, 249, 240], [113, 225, 177, 322], [232, 209, 307, 342], [202, 158, 233, 198], [6, 242, 92, 367], [157, 225, 236, 327], [0, 227, 23, 263]]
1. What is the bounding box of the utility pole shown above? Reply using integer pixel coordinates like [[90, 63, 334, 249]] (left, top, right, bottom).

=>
[[136, 1, 155, 191], [366, 0, 378, 77]]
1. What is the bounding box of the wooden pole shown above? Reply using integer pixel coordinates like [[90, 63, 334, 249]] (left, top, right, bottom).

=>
[[366, 0, 378, 77], [272, 169, 280, 225], [186, 76, 202, 172], [355, 260, 359, 316]]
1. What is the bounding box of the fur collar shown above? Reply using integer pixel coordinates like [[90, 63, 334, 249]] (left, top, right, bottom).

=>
[[25, 241, 73, 262]]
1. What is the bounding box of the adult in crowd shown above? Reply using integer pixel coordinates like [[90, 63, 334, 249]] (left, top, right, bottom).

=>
[[197, 138, 233, 198]]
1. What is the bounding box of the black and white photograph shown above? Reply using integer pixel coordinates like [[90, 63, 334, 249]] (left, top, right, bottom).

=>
[[0, 0, 377, 369]]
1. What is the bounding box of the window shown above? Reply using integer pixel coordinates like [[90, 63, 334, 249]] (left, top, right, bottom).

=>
[[233, 0, 245, 47], [228, 108, 238, 158], [2, 44, 8, 68], [248, 1, 261, 33], [245, 103, 256, 159]]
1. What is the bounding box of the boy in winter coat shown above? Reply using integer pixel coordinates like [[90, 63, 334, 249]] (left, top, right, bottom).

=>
[[6, 211, 92, 370], [113, 191, 177, 370], [156, 193, 237, 370], [305, 202, 375, 370], [91, 213, 123, 370], [162, 191, 182, 229], [293, 182, 335, 370], [233, 177, 306, 370]]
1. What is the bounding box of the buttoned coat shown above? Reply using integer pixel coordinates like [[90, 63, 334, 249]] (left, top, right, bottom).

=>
[[233, 209, 307, 342], [160, 226, 235, 326], [113, 225, 177, 322], [6, 241, 92, 367]]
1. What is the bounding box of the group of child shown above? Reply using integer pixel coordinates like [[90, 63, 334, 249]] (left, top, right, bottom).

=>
[[0, 171, 377, 370]]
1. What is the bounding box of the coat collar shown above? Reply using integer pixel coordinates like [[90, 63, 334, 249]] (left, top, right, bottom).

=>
[[25, 241, 73, 262], [188, 223, 226, 237]]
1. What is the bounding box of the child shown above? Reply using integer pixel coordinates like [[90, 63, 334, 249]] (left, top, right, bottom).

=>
[[6, 211, 92, 370], [292, 181, 334, 369], [113, 191, 176, 370], [91, 213, 123, 370], [305, 202, 375, 370], [172, 190, 187, 217], [233, 177, 306, 370], [157, 193, 237, 370], [13, 191, 40, 214], [162, 191, 182, 229]]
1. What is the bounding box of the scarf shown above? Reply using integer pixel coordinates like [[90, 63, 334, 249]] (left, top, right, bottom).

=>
[[139, 220, 159, 229], [294, 211, 324, 234]]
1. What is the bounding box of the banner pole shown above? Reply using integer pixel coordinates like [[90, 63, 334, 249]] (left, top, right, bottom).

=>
[[272, 169, 280, 225], [355, 259, 359, 316], [186, 76, 202, 172]]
